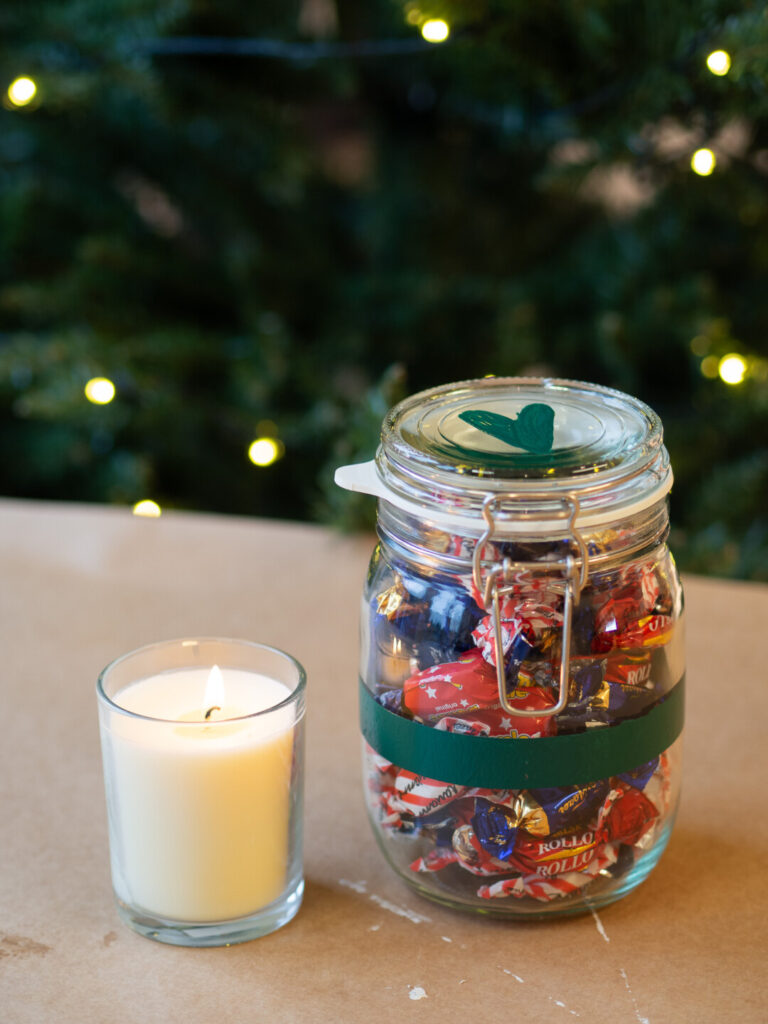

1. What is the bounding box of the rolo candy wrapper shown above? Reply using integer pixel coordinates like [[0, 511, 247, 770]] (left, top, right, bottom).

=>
[[511, 829, 606, 877], [606, 651, 654, 688], [478, 845, 618, 900]]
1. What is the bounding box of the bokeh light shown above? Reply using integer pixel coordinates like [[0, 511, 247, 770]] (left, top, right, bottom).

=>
[[691, 148, 716, 176], [84, 377, 116, 404], [700, 356, 720, 379], [7, 76, 37, 107], [247, 437, 284, 467], [718, 353, 747, 385], [133, 500, 162, 518], [421, 19, 450, 43], [706, 50, 731, 76]]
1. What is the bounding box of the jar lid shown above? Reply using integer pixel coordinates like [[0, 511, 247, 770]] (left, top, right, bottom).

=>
[[335, 377, 672, 533]]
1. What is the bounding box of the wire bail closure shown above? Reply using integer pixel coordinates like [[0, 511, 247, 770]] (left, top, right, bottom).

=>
[[471, 493, 590, 718]]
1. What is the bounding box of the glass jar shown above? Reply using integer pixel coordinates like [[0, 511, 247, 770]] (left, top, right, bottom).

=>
[[336, 377, 684, 918]]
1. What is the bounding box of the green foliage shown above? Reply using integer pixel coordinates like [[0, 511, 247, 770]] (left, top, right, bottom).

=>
[[1, 1, 767, 577]]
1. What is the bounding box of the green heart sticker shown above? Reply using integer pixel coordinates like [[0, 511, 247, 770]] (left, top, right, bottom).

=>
[[458, 403, 555, 454]]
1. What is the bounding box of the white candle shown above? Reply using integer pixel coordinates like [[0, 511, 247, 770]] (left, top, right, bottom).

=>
[[102, 666, 296, 923]]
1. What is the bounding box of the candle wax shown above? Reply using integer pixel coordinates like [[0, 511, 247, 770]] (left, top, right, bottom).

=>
[[102, 668, 296, 923]]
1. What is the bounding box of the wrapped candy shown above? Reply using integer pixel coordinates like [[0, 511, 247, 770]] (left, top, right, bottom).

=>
[[556, 653, 657, 728], [389, 769, 468, 819], [597, 784, 659, 846], [432, 685, 557, 737], [592, 590, 674, 653], [471, 781, 611, 859], [478, 845, 618, 900], [400, 649, 500, 721], [472, 598, 562, 669], [380, 648, 559, 734], [373, 570, 483, 656]]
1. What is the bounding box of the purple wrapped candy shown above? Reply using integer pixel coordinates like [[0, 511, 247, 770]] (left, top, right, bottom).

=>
[[525, 781, 611, 834], [369, 569, 484, 683], [617, 756, 659, 790], [375, 687, 405, 714], [471, 801, 520, 861], [375, 570, 483, 649], [556, 655, 657, 729]]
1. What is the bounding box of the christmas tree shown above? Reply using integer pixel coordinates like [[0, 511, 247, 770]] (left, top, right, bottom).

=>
[[1, 1, 767, 578]]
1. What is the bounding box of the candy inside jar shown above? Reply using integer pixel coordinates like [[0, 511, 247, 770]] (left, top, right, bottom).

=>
[[338, 378, 685, 918]]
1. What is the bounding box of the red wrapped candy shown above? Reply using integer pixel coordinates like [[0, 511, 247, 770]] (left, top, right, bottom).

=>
[[598, 784, 658, 846], [390, 768, 468, 819], [510, 828, 604, 877], [478, 845, 618, 900], [605, 651, 653, 688], [402, 649, 500, 722], [433, 686, 557, 738], [592, 588, 674, 653]]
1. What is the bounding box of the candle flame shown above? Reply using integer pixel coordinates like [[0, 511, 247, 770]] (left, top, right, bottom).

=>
[[203, 664, 226, 718]]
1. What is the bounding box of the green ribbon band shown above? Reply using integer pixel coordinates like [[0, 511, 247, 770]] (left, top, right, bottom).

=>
[[359, 675, 685, 789]]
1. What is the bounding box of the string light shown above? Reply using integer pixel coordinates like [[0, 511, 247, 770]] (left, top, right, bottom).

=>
[[84, 377, 116, 404], [247, 437, 284, 467], [7, 76, 37, 107], [691, 148, 716, 176], [421, 19, 450, 43], [133, 500, 162, 518], [718, 353, 747, 385], [706, 50, 731, 76]]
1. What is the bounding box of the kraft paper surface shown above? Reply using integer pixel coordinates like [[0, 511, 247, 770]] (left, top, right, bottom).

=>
[[0, 498, 766, 1024]]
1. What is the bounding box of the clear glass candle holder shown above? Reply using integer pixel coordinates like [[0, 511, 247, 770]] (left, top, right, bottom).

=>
[[97, 637, 306, 947]]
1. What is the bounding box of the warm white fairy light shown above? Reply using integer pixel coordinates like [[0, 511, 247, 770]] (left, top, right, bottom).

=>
[[247, 437, 284, 467], [706, 50, 731, 76], [691, 148, 716, 176], [133, 500, 162, 518], [421, 19, 450, 43], [7, 76, 37, 107], [718, 353, 747, 385], [84, 377, 116, 404]]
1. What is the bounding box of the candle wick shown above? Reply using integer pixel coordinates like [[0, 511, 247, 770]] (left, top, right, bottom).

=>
[[204, 705, 221, 721]]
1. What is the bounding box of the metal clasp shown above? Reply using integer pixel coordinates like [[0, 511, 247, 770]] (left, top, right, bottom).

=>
[[472, 493, 589, 718]]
